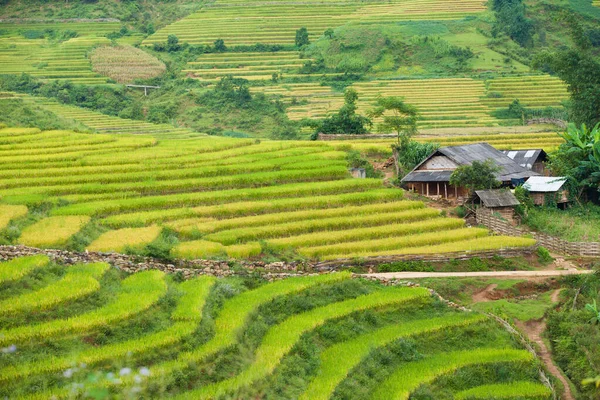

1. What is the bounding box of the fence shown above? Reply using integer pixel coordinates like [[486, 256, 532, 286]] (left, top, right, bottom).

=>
[[476, 208, 600, 257]]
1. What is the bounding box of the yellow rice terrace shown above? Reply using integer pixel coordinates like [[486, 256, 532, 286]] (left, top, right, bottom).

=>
[[0, 256, 551, 399], [0, 128, 534, 260], [0, 126, 534, 261]]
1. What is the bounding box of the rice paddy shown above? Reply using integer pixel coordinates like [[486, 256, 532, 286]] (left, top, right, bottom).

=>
[[90, 45, 166, 83], [144, 0, 487, 46], [0, 261, 551, 399], [0, 126, 535, 260]]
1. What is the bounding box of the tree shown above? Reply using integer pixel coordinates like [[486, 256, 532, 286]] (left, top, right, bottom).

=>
[[394, 141, 439, 178], [491, 0, 534, 47], [449, 160, 501, 194], [295, 27, 310, 48], [533, 16, 600, 126], [368, 96, 419, 148], [549, 122, 600, 198], [318, 88, 371, 135], [324, 28, 334, 39], [213, 39, 227, 52], [166, 34, 181, 52]]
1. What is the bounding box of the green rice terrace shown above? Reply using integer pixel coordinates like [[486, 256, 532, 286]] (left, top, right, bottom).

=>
[[0, 126, 536, 260], [0, 256, 552, 399]]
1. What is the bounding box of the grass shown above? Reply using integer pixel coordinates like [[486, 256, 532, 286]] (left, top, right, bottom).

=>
[[0, 255, 49, 284], [0, 263, 108, 314], [0, 276, 215, 384], [523, 205, 600, 242], [0, 270, 166, 346], [472, 291, 556, 321], [454, 381, 552, 399], [86, 226, 162, 253], [300, 313, 486, 400], [18, 215, 91, 248], [371, 348, 534, 400], [175, 286, 431, 399]]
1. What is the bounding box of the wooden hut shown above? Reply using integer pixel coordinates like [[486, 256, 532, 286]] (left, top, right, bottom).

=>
[[472, 189, 521, 222], [401, 143, 539, 202], [523, 176, 569, 206]]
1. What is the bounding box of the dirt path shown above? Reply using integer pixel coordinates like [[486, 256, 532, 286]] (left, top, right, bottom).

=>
[[515, 289, 575, 400], [472, 283, 498, 303], [364, 269, 593, 280]]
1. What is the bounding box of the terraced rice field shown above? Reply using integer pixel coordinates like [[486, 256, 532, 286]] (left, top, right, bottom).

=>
[[0, 126, 535, 260], [144, 0, 486, 46], [1, 93, 200, 137], [90, 45, 166, 83], [341, 130, 566, 156], [484, 75, 569, 108], [184, 51, 341, 81], [0, 258, 551, 399], [0, 36, 112, 85], [255, 75, 567, 129]]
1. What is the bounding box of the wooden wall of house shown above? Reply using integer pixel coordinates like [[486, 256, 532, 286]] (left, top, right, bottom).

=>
[[405, 182, 469, 201], [531, 190, 569, 206]]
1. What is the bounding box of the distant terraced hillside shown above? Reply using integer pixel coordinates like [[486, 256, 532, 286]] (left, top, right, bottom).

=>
[[254, 75, 568, 129], [144, 0, 487, 46]]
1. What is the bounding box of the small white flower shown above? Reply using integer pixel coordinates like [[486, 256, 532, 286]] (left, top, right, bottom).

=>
[[134, 375, 142, 384], [119, 367, 132, 376], [63, 369, 74, 378], [106, 372, 115, 380], [1, 344, 16, 354], [79, 363, 87, 369], [139, 367, 150, 377]]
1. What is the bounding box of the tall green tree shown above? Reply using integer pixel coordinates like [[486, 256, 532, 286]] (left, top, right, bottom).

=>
[[295, 27, 310, 48], [449, 160, 501, 194], [368, 96, 419, 147], [533, 16, 600, 126], [317, 89, 371, 135]]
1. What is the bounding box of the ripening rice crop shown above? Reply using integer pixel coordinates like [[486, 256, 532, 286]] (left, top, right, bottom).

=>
[[176, 287, 431, 399], [172, 240, 225, 259], [0, 204, 28, 230], [0, 255, 49, 284], [0, 270, 166, 346], [300, 313, 486, 400], [454, 381, 552, 399], [86, 226, 162, 253], [372, 348, 534, 400], [90, 45, 166, 83], [18, 215, 91, 248]]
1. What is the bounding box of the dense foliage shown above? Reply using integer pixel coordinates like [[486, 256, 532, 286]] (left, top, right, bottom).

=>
[[315, 89, 371, 135], [449, 160, 501, 194]]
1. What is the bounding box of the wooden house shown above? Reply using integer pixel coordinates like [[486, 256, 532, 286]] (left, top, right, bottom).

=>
[[523, 176, 569, 206], [472, 189, 521, 223], [501, 149, 548, 175], [401, 143, 539, 202]]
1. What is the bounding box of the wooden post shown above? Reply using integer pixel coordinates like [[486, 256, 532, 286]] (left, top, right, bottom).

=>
[[426, 183, 429, 197], [454, 185, 458, 198], [444, 183, 448, 199], [437, 182, 440, 196], [144, 87, 148, 96]]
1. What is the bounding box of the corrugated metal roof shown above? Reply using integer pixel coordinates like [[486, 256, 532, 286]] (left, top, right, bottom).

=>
[[402, 170, 453, 182], [523, 176, 567, 192], [474, 189, 520, 207], [402, 143, 539, 183], [501, 149, 546, 170]]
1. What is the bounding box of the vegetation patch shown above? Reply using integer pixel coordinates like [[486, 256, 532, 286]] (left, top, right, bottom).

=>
[[90, 45, 166, 83]]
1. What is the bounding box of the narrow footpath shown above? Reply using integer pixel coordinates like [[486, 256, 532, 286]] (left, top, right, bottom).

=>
[[363, 269, 593, 280]]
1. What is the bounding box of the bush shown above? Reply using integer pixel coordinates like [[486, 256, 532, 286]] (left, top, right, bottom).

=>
[[536, 246, 554, 265]]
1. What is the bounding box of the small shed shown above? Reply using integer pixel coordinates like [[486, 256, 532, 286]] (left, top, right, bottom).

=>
[[501, 149, 548, 174], [472, 189, 521, 222], [523, 176, 569, 206]]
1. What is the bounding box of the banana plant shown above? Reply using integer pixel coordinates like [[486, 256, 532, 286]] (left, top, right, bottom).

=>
[[585, 299, 600, 324]]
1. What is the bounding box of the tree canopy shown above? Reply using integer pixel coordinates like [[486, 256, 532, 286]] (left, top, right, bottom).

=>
[[368, 96, 419, 147], [317, 88, 372, 135], [449, 160, 501, 193]]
